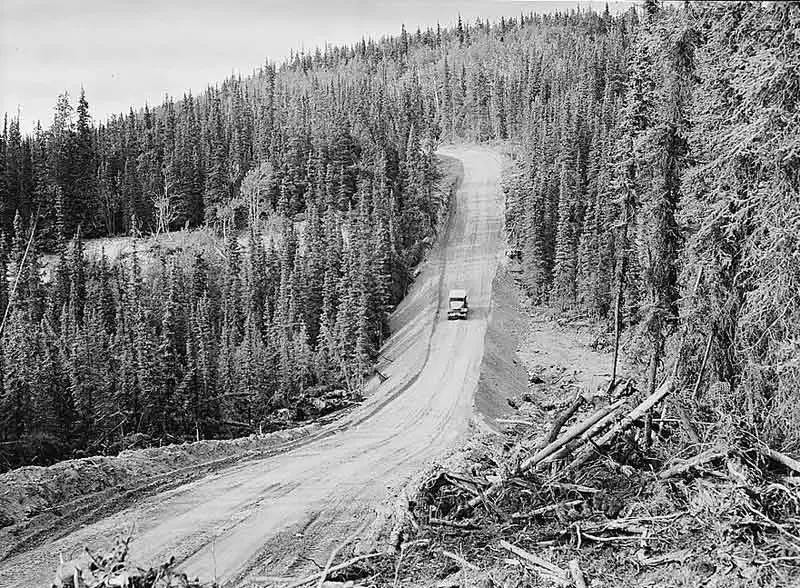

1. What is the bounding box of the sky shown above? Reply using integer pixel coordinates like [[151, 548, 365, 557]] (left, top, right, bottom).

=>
[[1, 1, 633, 130]]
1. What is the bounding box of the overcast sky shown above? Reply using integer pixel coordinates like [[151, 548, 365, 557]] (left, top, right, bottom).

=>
[[1, 1, 632, 130]]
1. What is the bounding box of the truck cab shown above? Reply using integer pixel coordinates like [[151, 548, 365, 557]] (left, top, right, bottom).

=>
[[447, 289, 469, 320]]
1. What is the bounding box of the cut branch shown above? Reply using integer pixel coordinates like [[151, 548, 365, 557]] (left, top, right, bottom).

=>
[[440, 549, 479, 571], [315, 522, 369, 588], [692, 333, 714, 400], [659, 448, 724, 480], [429, 517, 477, 529], [564, 378, 674, 473], [543, 391, 585, 446], [269, 551, 387, 588], [760, 446, 800, 475], [499, 540, 568, 583], [568, 559, 588, 588], [511, 500, 583, 520]]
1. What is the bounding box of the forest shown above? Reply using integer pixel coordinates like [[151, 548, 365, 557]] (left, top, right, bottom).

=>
[[0, 31, 445, 469], [1, 1, 798, 473]]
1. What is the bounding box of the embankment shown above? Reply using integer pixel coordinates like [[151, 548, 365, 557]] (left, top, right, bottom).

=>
[[0, 423, 321, 558], [473, 261, 530, 429]]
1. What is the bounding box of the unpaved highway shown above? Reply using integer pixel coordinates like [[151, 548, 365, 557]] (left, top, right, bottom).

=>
[[0, 145, 505, 587]]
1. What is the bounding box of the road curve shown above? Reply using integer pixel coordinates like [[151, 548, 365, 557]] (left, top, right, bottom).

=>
[[0, 145, 504, 587]]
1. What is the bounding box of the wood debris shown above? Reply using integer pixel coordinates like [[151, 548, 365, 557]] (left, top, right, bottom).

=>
[[405, 369, 800, 587], [52, 532, 212, 588]]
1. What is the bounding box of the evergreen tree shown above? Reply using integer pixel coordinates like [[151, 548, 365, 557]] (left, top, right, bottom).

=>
[[72, 89, 98, 236], [552, 159, 578, 309]]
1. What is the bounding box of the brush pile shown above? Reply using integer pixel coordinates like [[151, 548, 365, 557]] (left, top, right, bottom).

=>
[[402, 378, 800, 587], [51, 534, 214, 588]]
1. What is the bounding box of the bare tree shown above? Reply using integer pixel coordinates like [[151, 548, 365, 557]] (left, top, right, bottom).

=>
[[240, 162, 274, 230], [151, 168, 180, 237]]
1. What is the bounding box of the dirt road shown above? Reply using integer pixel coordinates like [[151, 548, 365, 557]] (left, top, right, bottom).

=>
[[0, 145, 505, 587]]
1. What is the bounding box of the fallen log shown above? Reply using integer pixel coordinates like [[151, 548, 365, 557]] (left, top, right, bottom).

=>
[[658, 448, 724, 480], [542, 407, 627, 466], [563, 378, 674, 474], [543, 391, 585, 446], [518, 399, 627, 473], [465, 399, 625, 510], [760, 446, 800, 475]]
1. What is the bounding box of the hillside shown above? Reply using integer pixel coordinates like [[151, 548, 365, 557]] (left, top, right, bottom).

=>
[[1, 1, 799, 586]]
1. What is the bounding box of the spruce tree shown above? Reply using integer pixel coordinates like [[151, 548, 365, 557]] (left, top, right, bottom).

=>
[[72, 89, 97, 236], [552, 159, 578, 308], [157, 273, 181, 437]]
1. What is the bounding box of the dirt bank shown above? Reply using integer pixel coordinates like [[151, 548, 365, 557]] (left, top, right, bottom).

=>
[[0, 422, 325, 559], [473, 260, 530, 430]]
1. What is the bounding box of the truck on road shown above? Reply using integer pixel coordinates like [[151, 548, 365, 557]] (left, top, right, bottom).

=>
[[447, 289, 469, 320]]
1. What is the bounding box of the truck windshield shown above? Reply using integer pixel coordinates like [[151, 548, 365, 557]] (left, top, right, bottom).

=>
[[449, 299, 465, 310]]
